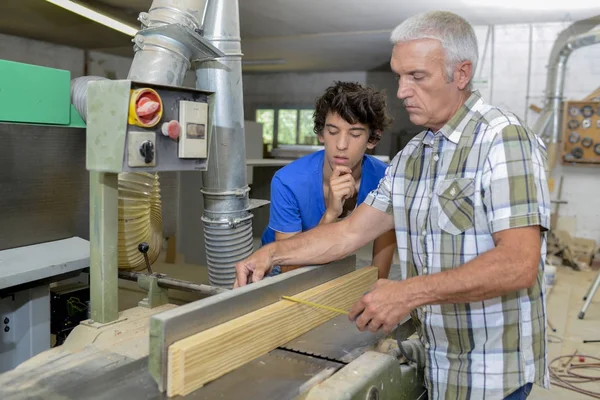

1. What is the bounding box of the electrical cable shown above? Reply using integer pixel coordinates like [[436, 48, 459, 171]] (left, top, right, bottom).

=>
[[548, 334, 563, 343], [549, 354, 600, 398], [398, 340, 417, 363]]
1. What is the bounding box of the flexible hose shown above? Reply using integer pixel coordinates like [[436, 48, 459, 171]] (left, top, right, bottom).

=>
[[203, 219, 254, 288], [118, 172, 163, 270], [72, 76, 163, 271], [71, 76, 108, 120]]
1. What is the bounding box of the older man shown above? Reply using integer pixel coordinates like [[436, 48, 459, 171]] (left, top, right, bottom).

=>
[[235, 11, 550, 400]]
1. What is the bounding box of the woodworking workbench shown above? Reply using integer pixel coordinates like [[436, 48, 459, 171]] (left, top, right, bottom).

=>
[[0, 259, 425, 400]]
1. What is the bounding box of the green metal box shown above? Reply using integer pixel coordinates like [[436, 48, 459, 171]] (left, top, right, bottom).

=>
[[0, 60, 71, 125]]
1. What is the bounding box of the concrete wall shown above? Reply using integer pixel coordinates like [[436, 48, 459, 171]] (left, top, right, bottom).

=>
[[242, 71, 367, 121], [470, 23, 600, 243], [366, 71, 422, 160]]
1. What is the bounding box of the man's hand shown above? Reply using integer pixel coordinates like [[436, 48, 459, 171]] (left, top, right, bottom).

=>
[[325, 166, 356, 220], [348, 279, 412, 334], [234, 245, 274, 288]]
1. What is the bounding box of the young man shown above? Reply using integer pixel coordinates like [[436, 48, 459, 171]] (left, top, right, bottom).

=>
[[261, 81, 397, 278]]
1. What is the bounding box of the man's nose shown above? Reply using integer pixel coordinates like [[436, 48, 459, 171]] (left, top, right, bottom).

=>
[[336, 134, 349, 150], [397, 78, 411, 100]]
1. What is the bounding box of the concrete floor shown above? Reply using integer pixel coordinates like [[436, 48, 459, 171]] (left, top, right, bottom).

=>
[[529, 265, 600, 399]]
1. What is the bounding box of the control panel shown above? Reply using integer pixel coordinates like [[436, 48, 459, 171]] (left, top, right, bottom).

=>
[[86, 80, 214, 173], [561, 100, 600, 165]]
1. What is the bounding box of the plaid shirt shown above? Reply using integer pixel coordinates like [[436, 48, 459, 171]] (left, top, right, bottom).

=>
[[365, 91, 550, 399]]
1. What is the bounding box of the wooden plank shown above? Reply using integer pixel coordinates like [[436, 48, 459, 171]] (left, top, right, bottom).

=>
[[165, 236, 176, 264], [167, 267, 377, 397]]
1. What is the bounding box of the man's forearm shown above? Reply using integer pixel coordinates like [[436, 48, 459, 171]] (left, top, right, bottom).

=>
[[372, 230, 396, 279], [271, 220, 357, 267], [403, 246, 539, 310]]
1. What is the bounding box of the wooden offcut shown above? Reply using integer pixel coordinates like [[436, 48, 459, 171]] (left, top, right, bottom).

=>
[[167, 266, 377, 397], [165, 236, 176, 264]]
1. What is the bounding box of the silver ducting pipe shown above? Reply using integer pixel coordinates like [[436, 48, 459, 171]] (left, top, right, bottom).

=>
[[196, 0, 253, 288], [535, 17, 600, 173], [545, 29, 600, 145], [138, 0, 207, 29], [128, 0, 209, 86]]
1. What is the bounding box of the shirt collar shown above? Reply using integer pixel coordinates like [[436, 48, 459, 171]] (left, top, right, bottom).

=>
[[435, 90, 484, 144]]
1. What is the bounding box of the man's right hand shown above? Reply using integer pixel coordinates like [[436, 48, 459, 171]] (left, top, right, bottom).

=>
[[325, 166, 356, 220], [234, 245, 275, 288]]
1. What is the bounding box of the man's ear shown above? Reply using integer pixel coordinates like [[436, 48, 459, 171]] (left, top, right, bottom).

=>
[[455, 61, 472, 90], [367, 130, 381, 149], [317, 134, 325, 144]]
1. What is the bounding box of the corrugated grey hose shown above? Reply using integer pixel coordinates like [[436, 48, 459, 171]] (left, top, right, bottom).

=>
[[71, 76, 108, 119]]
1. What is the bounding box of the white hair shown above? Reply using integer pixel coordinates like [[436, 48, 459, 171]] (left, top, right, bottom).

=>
[[390, 11, 478, 90]]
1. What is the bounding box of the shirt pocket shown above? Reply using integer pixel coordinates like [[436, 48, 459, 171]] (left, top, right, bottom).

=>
[[437, 178, 475, 235]]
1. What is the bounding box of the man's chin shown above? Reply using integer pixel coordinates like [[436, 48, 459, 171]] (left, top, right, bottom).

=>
[[408, 114, 422, 125]]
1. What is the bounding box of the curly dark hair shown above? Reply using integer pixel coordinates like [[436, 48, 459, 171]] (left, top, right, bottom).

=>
[[313, 81, 393, 143]]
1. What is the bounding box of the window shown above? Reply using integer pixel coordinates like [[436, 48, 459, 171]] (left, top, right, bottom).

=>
[[298, 110, 315, 145], [256, 109, 274, 151], [255, 108, 319, 152], [277, 109, 297, 145]]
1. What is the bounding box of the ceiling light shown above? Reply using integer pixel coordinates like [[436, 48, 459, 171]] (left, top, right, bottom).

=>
[[461, 0, 599, 10], [45, 0, 138, 37]]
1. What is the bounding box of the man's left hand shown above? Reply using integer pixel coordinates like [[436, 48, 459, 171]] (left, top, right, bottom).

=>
[[348, 279, 412, 335]]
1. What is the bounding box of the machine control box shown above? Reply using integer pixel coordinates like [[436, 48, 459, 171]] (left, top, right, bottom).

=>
[[178, 101, 208, 159], [86, 80, 214, 173]]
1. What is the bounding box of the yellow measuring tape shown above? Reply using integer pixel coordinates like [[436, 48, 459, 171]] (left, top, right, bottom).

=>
[[281, 295, 349, 315]]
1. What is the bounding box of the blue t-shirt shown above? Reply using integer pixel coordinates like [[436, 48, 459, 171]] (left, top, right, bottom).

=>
[[261, 150, 388, 246]]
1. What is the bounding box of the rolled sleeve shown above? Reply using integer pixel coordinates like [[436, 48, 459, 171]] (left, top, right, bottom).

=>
[[482, 124, 551, 234], [268, 175, 302, 234], [365, 161, 396, 215]]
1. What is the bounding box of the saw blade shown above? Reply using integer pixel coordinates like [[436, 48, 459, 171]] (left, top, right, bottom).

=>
[[280, 314, 386, 363], [189, 349, 342, 400]]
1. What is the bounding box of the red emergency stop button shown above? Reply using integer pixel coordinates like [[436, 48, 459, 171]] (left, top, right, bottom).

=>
[[161, 120, 181, 140]]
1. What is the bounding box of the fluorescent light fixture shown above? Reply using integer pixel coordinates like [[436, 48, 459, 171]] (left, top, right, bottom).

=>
[[242, 59, 286, 66], [462, 0, 599, 10], [45, 0, 138, 37]]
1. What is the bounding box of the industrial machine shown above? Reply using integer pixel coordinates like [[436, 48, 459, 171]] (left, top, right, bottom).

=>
[[0, 59, 91, 373], [0, 0, 426, 398]]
